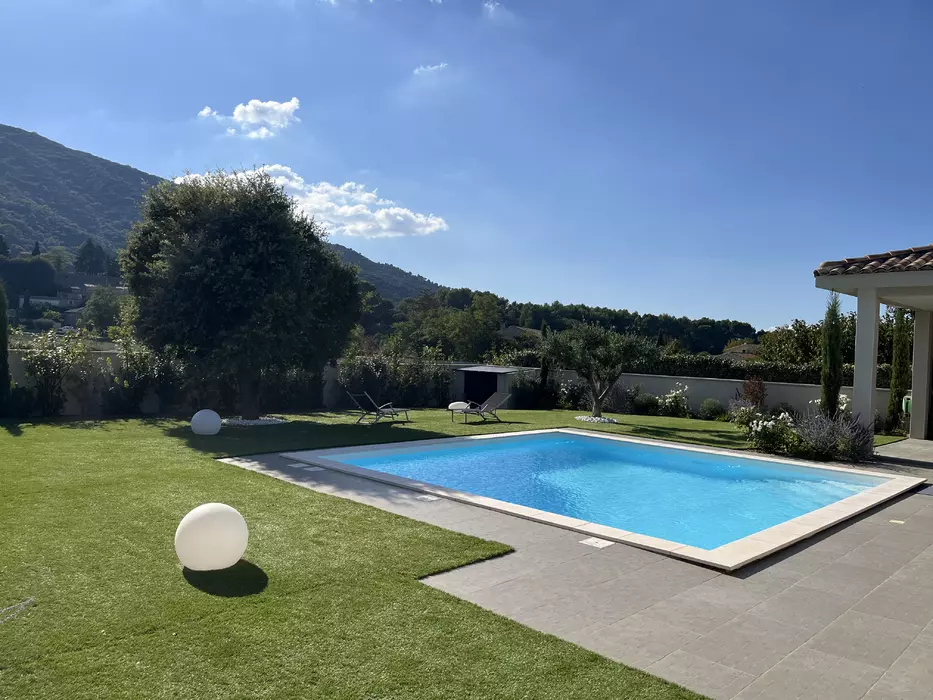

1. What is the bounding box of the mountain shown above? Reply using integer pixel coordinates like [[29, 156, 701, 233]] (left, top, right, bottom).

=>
[[0, 124, 441, 302], [327, 242, 439, 303], [0, 124, 162, 254]]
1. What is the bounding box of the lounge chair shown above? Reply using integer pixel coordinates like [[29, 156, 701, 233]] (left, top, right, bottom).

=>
[[458, 391, 510, 423], [347, 391, 410, 425]]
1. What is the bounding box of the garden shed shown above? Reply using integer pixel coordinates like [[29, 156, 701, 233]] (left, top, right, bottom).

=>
[[453, 365, 521, 406]]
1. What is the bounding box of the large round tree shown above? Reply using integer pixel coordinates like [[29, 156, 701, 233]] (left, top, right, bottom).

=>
[[123, 169, 361, 419]]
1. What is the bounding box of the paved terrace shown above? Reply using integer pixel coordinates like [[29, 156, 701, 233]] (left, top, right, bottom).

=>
[[224, 452, 933, 700]]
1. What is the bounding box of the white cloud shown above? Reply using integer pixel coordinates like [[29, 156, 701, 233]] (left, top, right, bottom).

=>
[[413, 62, 448, 76], [196, 97, 300, 139], [482, 0, 514, 23], [175, 165, 449, 239]]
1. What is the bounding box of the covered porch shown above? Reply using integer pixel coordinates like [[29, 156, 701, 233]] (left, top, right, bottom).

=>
[[815, 245, 933, 439]]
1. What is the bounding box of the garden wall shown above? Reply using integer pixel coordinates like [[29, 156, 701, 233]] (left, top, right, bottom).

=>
[[604, 372, 890, 417], [9, 350, 162, 417]]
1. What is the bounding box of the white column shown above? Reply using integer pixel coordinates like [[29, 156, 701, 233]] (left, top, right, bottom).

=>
[[910, 310, 933, 439], [853, 288, 880, 426]]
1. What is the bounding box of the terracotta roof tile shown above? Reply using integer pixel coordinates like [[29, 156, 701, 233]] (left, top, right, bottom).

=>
[[814, 245, 933, 277]]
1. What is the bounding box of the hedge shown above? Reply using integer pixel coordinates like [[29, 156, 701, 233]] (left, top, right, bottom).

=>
[[628, 355, 894, 389]]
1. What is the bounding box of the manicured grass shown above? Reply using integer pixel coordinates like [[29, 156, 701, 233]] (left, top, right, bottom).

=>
[[0, 416, 706, 700], [175, 409, 752, 458], [874, 433, 907, 447]]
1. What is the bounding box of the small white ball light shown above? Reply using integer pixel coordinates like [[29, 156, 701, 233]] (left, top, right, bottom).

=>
[[191, 409, 222, 435], [175, 503, 249, 571]]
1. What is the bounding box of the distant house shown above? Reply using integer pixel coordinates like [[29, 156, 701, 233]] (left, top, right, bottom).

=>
[[719, 343, 761, 361]]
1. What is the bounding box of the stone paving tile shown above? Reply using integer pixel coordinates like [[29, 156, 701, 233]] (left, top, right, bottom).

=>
[[747, 584, 855, 634], [891, 556, 933, 590], [835, 541, 921, 573], [804, 610, 922, 668], [459, 573, 572, 615], [799, 524, 886, 558], [681, 613, 815, 676], [798, 561, 896, 600], [852, 579, 933, 627], [707, 568, 804, 606], [647, 650, 755, 700], [733, 648, 885, 700], [638, 588, 745, 635], [868, 526, 933, 554], [734, 544, 830, 578], [862, 627, 933, 700], [569, 612, 701, 668]]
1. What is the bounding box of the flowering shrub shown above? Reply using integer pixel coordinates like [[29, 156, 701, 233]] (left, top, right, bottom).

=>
[[558, 380, 590, 411], [743, 407, 875, 462], [22, 331, 92, 416], [658, 383, 689, 417], [728, 399, 758, 428], [835, 414, 875, 462], [747, 411, 796, 454], [808, 393, 851, 415]]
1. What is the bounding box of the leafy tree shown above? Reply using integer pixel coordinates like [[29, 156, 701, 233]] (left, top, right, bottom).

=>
[[887, 308, 911, 429], [83, 287, 123, 333], [31, 241, 41, 256], [0, 234, 9, 258], [75, 238, 109, 275], [544, 323, 657, 417], [821, 293, 844, 417], [123, 169, 361, 419], [41, 246, 73, 274], [0, 257, 57, 298], [359, 282, 395, 338], [0, 281, 9, 415], [41, 309, 63, 323]]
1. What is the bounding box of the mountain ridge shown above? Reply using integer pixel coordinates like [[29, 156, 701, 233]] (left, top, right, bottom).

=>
[[0, 123, 441, 302]]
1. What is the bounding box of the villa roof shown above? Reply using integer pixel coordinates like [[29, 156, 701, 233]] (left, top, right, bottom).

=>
[[814, 245, 933, 277]]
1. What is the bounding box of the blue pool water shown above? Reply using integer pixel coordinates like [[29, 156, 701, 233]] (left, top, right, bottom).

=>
[[330, 433, 885, 549]]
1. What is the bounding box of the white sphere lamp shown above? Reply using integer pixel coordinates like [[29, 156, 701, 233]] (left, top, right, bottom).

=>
[[175, 503, 249, 571], [191, 409, 222, 435]]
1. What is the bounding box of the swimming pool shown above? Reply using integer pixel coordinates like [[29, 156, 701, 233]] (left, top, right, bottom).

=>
[[284, 429, 923, 570]]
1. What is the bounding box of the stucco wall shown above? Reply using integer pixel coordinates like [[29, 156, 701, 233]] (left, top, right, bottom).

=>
[[609, 372, 889, 417]]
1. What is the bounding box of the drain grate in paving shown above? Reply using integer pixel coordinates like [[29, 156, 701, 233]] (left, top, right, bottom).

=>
[[415, 494, 441, 502]]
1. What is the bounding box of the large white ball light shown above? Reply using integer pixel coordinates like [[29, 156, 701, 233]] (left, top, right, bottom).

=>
[[175, 503, 249, 571], [191, 409, 221, 436]]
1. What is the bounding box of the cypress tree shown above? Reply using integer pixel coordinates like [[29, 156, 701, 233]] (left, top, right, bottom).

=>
[[539, 320, 550, 387], [0, 281, 9, 416], [887, 308, 911, 429], [821, 292, 843, 417]]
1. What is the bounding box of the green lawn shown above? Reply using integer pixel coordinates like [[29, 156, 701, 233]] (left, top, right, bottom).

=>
[[0, 412, 713, 700], [0, 408, 902, 698]]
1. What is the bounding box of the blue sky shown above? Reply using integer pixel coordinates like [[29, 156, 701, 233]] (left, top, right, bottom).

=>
[[2, 0, 932, 329]]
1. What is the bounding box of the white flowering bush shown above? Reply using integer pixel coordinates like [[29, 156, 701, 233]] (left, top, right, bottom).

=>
[[808, 393, 851, 415], [728, 399, 759, 428], [658, 383, 689, 417], [747, 411, 796, 454]]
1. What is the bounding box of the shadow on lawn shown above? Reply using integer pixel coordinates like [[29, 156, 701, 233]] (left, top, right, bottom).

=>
[[161, 413, 530, 458], [183, 560, 268, 597], [624, 423, 747, 449]]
